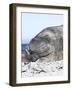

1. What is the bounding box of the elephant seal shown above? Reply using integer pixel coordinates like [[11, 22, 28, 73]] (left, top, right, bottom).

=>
[[28, 25, 63, 62]]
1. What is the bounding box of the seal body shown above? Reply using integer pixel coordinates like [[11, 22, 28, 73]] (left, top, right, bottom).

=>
[[29, 25, 63, 62]]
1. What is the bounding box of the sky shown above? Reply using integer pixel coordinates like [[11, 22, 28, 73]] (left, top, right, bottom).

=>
[[21, 12, 64, 44]]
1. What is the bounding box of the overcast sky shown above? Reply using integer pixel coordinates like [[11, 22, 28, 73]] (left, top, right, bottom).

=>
[[22, 12, 64, 44]]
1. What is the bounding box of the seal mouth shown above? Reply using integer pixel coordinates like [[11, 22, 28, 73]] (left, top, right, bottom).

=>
[[26, 50, 53, 63]]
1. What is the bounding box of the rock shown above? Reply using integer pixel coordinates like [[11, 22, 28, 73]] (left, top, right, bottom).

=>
[[28, 25, 63, 62], [21, 60, 63, 77]]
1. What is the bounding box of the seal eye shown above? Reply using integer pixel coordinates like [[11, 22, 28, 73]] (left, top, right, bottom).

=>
[[46, 36, 51, 42], [41, 36, 51, 43]]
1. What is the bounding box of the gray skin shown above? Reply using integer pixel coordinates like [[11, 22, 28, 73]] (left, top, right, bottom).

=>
[[23, 25, 63, 63]]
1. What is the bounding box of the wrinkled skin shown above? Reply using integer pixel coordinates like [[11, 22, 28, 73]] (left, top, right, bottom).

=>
[[22, 25, 63, 63]]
